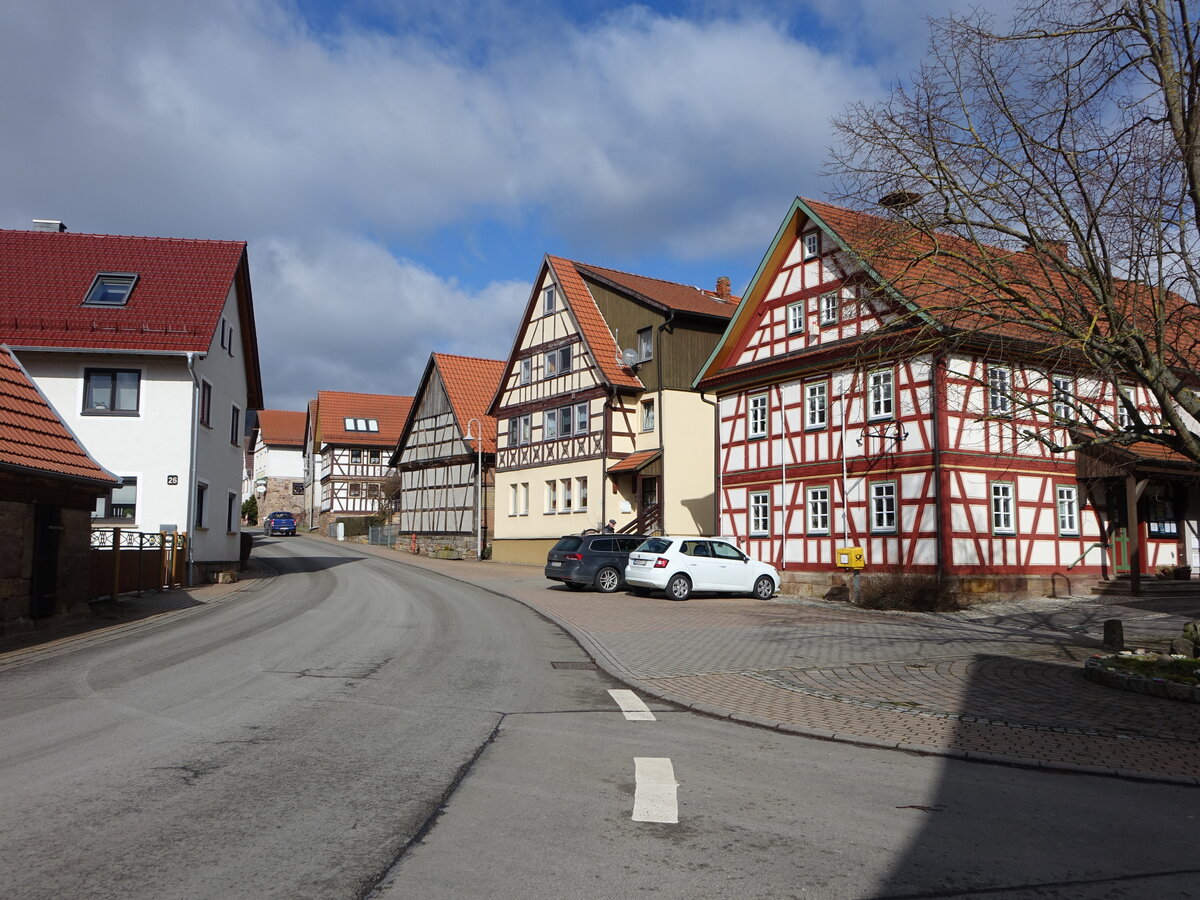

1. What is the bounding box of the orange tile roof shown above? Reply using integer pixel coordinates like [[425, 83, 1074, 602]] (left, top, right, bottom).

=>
[[0, 346, 117, 485], [607, 449, 662, 474], [577, 263, 740, 319], [316, 391, 413, 447], [546, 256, 644, 391], [257, 409, 306, 447], [433, 353, 506, 454]]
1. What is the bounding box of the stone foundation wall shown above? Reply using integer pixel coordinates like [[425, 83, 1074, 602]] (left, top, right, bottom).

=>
[[779, 569, 1102, 604]]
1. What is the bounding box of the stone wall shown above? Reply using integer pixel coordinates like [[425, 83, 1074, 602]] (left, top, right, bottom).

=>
[[0, 500, 96, 637], [780, 569, 1100, 604], [257, 477, 304, 525]]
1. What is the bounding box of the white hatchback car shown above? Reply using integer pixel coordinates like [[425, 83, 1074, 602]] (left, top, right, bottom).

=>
[[625, 536, 780, 601]]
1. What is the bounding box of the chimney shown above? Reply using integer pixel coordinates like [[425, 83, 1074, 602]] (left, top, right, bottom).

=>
[[716, 276, 731, 301], [32, 219, 67, 233]]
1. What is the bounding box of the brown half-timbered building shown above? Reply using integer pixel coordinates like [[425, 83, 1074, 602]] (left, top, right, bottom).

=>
[[390, 353, 505, 557], [487, 255, 739, 563], [304, 390, 412, 533]]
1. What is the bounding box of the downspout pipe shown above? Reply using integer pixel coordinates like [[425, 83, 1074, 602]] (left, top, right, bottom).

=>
[[185, 352, 200, 586]]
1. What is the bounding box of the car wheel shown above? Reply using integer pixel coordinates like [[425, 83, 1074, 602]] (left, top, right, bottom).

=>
[[595, 566, 621, 593], [752, 575, 775, 600], [666, 574, 691, 601], [565, 582, 586, 591]]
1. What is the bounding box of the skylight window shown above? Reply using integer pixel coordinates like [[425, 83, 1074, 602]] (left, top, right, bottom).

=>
[[83, 273, 138, 306], [343, 417, 379, 432]]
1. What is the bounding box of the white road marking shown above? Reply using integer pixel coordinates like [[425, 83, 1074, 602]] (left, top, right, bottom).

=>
[[632, 757, 678, 823], [608, 689, 656, 721]]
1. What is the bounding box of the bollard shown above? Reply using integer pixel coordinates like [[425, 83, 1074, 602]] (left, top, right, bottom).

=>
[[1102, 618, 1124, 651]]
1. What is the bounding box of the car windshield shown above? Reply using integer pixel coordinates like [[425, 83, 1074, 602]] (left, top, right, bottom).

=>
[[636, 538, 673, 553], [270, 512, 292, 519], [552, 536, 583, 552]]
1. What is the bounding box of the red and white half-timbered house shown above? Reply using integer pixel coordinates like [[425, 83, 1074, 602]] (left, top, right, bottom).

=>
[[695, 198, 1200, 600], [488, 256, 738, 564], [304, 391, 412, 533]]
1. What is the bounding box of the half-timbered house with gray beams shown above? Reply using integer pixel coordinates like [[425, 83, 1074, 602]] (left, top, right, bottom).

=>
[[389, 353, 505, 558], [487, 255, 739, 564]]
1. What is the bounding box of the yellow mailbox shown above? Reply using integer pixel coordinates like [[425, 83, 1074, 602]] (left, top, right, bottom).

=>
[[836, 546, 865, 569]]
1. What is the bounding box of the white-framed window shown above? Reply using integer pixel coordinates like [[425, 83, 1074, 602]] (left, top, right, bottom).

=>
[[818, 292, 839, 326], [349, 482, 362, 498], [805, 381, 827, 430], [350, 449, 362, 463], [519, 482, 529, 516], [509, 415, 532, 446], [868, 369, 893, 420], [641, 398, 655, 432], [1056, 485, 1078, 536], [509, 484, 518, 517], [369, 450, 381, 464], [519, 357, 531, 385], [787, 301, 804, 334], [343, 417, 379, 432], [561, 478, 573, 512], [1051, 374, 1073, 421], [546, 480, 558, 513], [1117, 384, 1134, 429], [988, 366, 1012, 416], [749, 393, 768, 438], [637, 327, 653, 362], [749, 491, 770, 536], [806, 486, 830, 534], [545, 346, 572, 377], [83, 368, 140, 415], [870, 482, 897, 533], [991, 482, 1015, 534], [803, 232, 820, 259], [542, 285, 556, 315], [575, 402, 589, 434], [520, 415, 531, 445], [544, 409, 558, 440], [577, 476, 588, 511]]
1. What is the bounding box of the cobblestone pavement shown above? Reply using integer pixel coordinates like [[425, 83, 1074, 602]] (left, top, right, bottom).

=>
[[323, 537, 1200, 785]]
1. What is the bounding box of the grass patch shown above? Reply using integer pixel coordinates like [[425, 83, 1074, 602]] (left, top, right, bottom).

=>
[[1097, 654, 1200, 685]]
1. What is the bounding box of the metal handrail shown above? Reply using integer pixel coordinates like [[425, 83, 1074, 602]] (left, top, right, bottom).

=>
[[1066, 542, 1108, 571]]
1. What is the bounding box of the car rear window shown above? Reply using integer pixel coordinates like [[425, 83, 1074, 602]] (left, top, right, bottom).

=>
[[552, 536, 583, 552], [637, 538, 672, 553]]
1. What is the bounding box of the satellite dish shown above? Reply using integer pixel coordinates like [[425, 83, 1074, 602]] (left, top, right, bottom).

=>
[[621, 347, 639, 368]]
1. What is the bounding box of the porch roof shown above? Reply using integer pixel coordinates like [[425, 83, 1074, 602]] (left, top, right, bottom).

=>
[[607, 449, 662, 475]]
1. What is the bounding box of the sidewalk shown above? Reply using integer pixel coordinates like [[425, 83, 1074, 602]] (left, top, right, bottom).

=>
[[314, 535, 1200, 785]]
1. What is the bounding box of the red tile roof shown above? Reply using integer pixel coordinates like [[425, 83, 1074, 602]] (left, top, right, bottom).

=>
[[546, 256, 644, 391], [316, 391, 413, 447], [257, 409, 307, 447], [577, 264, 740, 319], [607, 449, 662, 474], [433, 353, 506, 454], [0, 229, 249, 353], [0, 346, 117, 485]]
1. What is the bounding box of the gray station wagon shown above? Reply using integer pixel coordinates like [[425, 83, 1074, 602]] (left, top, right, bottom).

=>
[[545, 533, 650, 593]]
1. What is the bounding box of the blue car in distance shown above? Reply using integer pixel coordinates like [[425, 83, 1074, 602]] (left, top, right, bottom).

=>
[[263, 511, 297, 536]]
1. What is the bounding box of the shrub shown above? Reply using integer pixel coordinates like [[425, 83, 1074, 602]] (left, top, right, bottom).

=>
[[855, 572, 960, 612]]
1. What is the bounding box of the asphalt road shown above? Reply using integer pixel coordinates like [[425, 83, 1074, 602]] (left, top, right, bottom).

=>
[[2, 537, 1198, 899]]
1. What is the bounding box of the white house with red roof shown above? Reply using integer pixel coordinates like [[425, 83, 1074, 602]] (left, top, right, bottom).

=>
[[487, 256, 738, 564], [0, 221, 263, 579], [0, 345, 118, 631], [389, 353, 506, 557], [303, 391, 413, 532], [249, 409, 307, 522], [694, 197, 1200, 600]]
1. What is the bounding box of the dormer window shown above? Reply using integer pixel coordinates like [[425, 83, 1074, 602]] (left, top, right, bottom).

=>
[[83, 273, 138, 306], [343, 417, 380, 432]]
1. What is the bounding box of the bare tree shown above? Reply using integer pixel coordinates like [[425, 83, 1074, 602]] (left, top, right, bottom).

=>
[[829, 0, 1200, 460]]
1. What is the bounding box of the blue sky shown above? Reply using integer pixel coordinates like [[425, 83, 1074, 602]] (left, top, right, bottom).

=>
[[0, 0, 1014, 411]]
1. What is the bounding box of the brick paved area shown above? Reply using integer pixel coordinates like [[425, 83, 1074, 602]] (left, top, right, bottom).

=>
[[341, 537, 1200, 784]]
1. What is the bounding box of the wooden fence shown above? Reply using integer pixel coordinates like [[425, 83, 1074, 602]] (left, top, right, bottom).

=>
[[90, 529, 187, 600]]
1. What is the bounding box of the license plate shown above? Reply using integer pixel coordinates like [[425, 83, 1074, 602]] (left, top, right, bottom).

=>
[[550, 561, 561, 567], [631, 559, 647, 566]]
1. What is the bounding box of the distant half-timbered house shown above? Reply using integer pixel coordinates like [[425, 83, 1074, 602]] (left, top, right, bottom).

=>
[[304, 391, 412, 533], [249, 409, 306, 522], [390, 353, 505, 557], [488, 256, 739, 564], [695, 197, 1200, 600]]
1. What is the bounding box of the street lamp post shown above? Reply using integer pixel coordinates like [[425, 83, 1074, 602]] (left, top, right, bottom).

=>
[[464, 417, 483, 560]]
